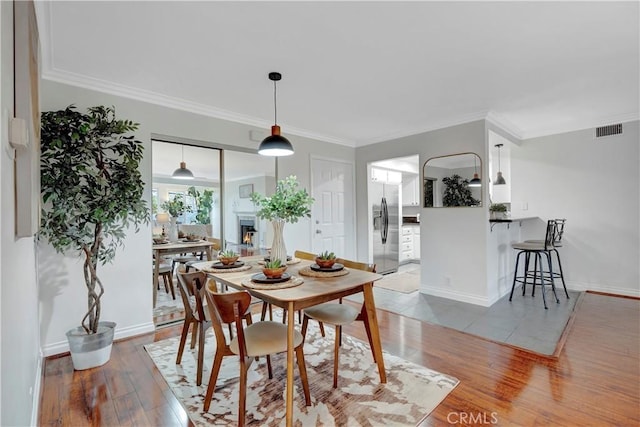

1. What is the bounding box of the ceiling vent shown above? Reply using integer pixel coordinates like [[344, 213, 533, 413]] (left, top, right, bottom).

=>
[[595, 123, 623, 138]]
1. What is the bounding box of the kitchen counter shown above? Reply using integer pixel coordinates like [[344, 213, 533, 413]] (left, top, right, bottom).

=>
[[489, 216, 537, 231], [402, 222, 420, 226]]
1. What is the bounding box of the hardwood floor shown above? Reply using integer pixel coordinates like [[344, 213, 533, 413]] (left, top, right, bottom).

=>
[[39, 292, 639, 426]]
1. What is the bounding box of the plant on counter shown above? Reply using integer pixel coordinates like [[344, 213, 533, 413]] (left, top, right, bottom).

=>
[[489, 203, 507, 213], [442, 174, 480, 207]]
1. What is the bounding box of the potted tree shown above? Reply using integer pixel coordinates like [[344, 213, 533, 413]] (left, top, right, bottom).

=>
[[40, 105, 149, 370], [250, 176, 314, 265]]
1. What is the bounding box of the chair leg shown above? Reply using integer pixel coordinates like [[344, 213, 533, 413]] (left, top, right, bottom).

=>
[[509, 251, 523, 301], [545, 252, 560, 304], [554, 249, 570, 298], [196, 321, 206, 386], [176, 320, 191, 364], [301, 315, 309, 342], [333, 325, 341, 388], [531, 253, 539, 297], [536, 253, 548, 309], [203, 350, 224, 412], [318, 321, 326, 337], [266, 354, 273, 379], [295, 345, 312, 406], [190, 323, 198, 349], [167, 274, 175, 299], [238, 358, 249, 427], [260, 302, 268, 321]]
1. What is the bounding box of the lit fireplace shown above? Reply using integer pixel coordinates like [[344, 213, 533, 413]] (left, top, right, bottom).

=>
[[243, 232, 254, 246], [238, 215, 257, 246]]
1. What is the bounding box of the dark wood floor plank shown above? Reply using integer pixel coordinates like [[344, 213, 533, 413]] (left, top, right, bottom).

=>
[[39, 292, 639, 426]]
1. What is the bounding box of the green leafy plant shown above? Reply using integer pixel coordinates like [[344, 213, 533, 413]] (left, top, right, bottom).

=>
[[219, 250, 238, 258], [317, 250, 336, 260], [161, 195, 192, 218], [188, 186, 214, 224], [442, 174, 480, 207], [40, 105, 149, 334], [250, 175, 314, 223], [264, 259, 283, 269], [489, 203, 507, 212]]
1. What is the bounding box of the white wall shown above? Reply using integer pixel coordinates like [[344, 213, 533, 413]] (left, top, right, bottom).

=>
[[510, 122, 640, 296], [357, 120, 491, 304], [39, 80, 354, 356], [0, 1, 41, 424]]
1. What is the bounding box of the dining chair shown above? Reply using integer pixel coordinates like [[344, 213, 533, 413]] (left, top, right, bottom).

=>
[[153, 262, 175, 300], [301, 257, 377, 388], [203, 285, 311, 425], [176, 271, 212, 386]]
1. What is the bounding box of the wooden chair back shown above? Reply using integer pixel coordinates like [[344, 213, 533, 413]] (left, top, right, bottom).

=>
[[336, 257, 376, 273], [205, 283, 253, 358], [294, 250, 316, 260], [206, 237, 222, 251], [176, 271, 208, 321]]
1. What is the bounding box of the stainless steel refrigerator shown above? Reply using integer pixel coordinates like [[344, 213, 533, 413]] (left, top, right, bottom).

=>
[[371, 182, 399, 274]]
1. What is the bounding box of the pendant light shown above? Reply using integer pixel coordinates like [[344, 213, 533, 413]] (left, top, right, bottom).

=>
[[469, 155, 481, 187], [258, 72, 294, 156], [172, 145, 194, 179], [494, 144, 506, 185]]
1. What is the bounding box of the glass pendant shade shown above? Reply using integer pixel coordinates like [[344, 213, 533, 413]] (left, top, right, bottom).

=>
[[259, 125, 294, 156]]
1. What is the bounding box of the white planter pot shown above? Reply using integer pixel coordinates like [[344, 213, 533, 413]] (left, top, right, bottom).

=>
[[66, 321, 116, 370], [270, 220, 288, 265]]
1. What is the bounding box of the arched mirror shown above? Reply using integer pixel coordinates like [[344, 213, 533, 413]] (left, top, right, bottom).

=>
[[423, 152, 482, 208]]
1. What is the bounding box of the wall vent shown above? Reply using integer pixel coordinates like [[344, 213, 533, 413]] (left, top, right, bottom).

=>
[[595, 123, 623, 138]]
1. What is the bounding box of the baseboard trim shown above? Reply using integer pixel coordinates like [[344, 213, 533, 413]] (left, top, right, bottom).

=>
[[567, 281, 639, 298], [419, 286, 492, 307], [42, 322, 156, 357]]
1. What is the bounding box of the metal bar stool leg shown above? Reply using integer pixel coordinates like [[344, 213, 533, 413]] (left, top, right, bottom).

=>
[[545, 251, 560, 303], [553, 248, 569, 298], [510, 251, 523, 301], [536, 253, 548, 309]]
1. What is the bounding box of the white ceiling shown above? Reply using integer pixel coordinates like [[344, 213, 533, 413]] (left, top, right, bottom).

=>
[[36, 2, 639, 146]]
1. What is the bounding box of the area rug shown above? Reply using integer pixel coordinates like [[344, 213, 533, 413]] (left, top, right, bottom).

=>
[[154, 288, 185, 326], [145, 317, 459, 426], [375, 267, 420, 293]]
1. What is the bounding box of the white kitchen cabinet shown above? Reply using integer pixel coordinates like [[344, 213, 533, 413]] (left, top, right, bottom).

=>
[[372, 167, 402, 184], [402, 174, 420, 206], [401, 225, 421, 262], [413, 227, 421, 259]]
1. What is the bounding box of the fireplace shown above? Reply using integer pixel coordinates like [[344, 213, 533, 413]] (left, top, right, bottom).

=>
[[237, 215, 257, 247]]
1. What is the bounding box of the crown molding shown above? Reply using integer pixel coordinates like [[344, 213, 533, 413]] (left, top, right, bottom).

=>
[[485, 111, 524, 141], [41, 69, 357, 148], [355, 110, 492, 147]]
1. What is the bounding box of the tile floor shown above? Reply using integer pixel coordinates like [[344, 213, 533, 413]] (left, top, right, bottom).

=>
[[347, 263, 580, 355]]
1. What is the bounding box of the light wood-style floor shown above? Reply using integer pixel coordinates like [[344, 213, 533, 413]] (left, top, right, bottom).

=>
[[39, 292, 639, 426]]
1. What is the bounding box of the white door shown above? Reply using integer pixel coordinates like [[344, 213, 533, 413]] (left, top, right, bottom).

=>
[[311, 158, 355, 258]]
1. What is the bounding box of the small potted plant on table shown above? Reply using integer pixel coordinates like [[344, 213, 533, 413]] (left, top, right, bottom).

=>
[[218, 250, 239, 265], [489, 203, 508, 220], [262, 259, 287, 279], [315, 251, 337, 268]]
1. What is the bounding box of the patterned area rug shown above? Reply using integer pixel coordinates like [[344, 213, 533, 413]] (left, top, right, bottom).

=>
[[145, 317, 458, 426]]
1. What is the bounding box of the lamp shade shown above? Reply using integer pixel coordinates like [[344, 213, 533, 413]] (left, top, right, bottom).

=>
[[469, 173, 482, 187], [155, 213, 170, 223], [172, 161, 194, 179], [258, 125, 294, 156], [494, 171, 506, 185]]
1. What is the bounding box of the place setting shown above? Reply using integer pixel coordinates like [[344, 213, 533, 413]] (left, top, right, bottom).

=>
[[241, 258, 303, 289], [196, 250, 252, 273], [299, 251, 350, 277]]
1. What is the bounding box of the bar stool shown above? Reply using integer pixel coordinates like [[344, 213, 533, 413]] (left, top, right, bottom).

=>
[[509, 220, 560, 309], [525, 219, 569, 299]]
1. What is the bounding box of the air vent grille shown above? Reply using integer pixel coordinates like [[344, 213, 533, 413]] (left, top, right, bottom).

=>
[[596, 123, 622, 138]]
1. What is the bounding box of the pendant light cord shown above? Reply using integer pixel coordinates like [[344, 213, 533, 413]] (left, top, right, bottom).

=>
[[273, 79, 278, 125], [498, 145, 501, 171]]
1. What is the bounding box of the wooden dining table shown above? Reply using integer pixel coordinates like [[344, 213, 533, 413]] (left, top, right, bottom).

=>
[[191, 255, 386, 427], [152, 240, 214, 307]]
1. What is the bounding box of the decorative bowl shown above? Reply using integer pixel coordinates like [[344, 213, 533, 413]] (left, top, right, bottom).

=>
[[262, 265, 287, 279], [315, 257, 336, 269], [219, 256, 239, 265]]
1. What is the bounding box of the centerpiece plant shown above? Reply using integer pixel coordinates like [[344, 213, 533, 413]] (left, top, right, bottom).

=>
[[250, 175, 314, 265], [160, 195, 192, 241], [40, 105, 148, 369]]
